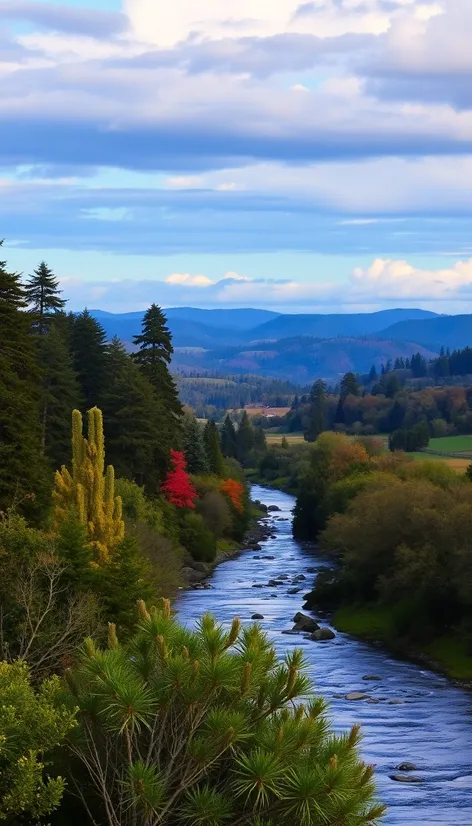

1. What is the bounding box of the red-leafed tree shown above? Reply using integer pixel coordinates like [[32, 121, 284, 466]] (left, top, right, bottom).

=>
[[220, 478, 244, 513], [162, 450, 198, 509]]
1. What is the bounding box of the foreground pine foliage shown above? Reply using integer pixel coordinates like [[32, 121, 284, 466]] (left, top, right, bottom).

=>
[[64, 600, 385, 826]]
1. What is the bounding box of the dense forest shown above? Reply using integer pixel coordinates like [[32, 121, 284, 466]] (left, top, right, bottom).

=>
[[252, 432, 472, 678], [0, 247, 383, 826]]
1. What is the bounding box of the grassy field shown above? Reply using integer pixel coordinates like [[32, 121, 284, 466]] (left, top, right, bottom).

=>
[[427, 435, 472, 453], [409, 453, 471, 472], [265, 432, 305, 444]]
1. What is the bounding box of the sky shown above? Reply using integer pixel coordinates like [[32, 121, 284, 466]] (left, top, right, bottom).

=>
[[1, 0, 472, 313]]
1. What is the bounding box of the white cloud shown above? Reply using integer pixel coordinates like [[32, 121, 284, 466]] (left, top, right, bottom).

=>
[[350, 257, 472, 300], [125, 0, 403, 46], [164, 273, 213, 286]]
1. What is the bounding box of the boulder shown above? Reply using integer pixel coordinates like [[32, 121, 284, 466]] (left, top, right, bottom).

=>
[[345, 692, 369, 701], [248, 543, 262, 551], [252, 584, 264, 588], [390, 774, 424, 784], [181, 566, 206, 583], [306, 567, 317, 574], [292, 613, 320, 632], [292, 574, 306, 582], [268, 579, 284, 587], [363, 675, 382, 681], [253, 556, 261, 560], [191, 561, 208, 573], [262, 555, 276, 560], [311, 627, 336, 641], [267, 505, 281, 512], [288, 587, 302, 595], [251, 613, 264, 620], [397, 763, 417, 772]]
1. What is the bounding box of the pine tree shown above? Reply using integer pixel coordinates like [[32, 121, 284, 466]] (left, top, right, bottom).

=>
[[236, 411, 255, 465], [24, 261, 65, 334], [41, 322, 83, 468], [183, 415, 208, 474], [55, 507, 94, 590], [204, 420, 225, 475], [368, 365, 377, 383], [305, 379, 327, 442], [0, 244, 47, 518], [96, 537, 153, 633], [71, 309, 108, 409], [53, 408, 124, 563], [221, 414, 237, 458], [101, 338, 163, 489], [254, 426, 267, 452], [340, 371, 361, 399], [133, 304, 182, 418]]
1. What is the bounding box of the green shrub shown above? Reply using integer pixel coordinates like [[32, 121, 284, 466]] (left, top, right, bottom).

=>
[[180, 511, 217, 562]]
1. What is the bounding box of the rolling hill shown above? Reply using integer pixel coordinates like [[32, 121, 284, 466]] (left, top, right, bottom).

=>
[[379, 314, 472, 351]]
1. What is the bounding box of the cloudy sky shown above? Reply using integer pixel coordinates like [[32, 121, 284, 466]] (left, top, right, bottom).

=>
[[1, 0, 472, 312]]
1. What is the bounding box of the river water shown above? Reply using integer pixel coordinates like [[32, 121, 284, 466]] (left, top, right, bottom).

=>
[[176, 485, 472, 825]]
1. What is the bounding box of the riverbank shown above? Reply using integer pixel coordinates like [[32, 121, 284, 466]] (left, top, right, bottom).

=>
[[179, 501, 270, 590], [332, 604, 472, 685]]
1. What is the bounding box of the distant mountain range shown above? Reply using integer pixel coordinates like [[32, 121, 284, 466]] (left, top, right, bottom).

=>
[[88, 306, 472, 382]]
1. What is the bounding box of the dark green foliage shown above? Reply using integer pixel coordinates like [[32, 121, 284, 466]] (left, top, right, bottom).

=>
[[183, 415, 208, 474], [220, 413, 237, 457], [101, 338, 163, 489], [71, 309, 108, 409], [340, 371, 361, 399], [253, 425, 267, 452], [41, 322, 83, 468], [24, 260, 66, 334], [466, 463, 472, 481], [132, 304, 182, 468], [55, 508, 94, 590], [197, 491, 232, 538], [133, 303, 182, 418], [64, 606, 384, 826], [179, 511, 217, 562], [0, 245, 48, 518], [305, 379, 327, 442], [96, 537, 154, 633], [236, 410, 255, 465], [203, 420, 224, 475]]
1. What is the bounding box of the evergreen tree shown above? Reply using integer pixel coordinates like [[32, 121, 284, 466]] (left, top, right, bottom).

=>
[[56, 507, 94, 590], [305, 379, 327, 442], [101, 338, 163, 489], [254, 425, 267, 452], [0, 244, 47, 518], [41, 321, 83, 467], [204, 420, 225, 475], [97, 537, 153, 633], [236, 410, 255, 465], [71, 309, 108, 409], [132, 304, 182, 458], [133, 304, 182, 418], [183, 414, 208, 474], [221, 413, 237, 458], [340, 371, 361, 400], [24, 260, 65, 334], [368, 365, 377, 383]]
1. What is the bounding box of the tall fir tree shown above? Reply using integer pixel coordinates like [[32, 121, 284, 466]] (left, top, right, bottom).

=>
[[101, 337, 164, 489], [24, 261, 65, 334], [221, 414, 237, 458], [71, 309, 108, 410], [41, 322, 83, 468], [132, 304, 182, 456], [236, 410, 255, 466], [305, 379, 327, 442], [183, 414, 208, 474], [0, 244, 48, 518], [204, 420, 225, 476]]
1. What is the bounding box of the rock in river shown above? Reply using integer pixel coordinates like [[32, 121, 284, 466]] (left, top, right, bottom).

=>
[[390, 774, 424, 783], [311, 627, 336, 641], [345, 692, 369, 701], [267, 505, 281, 512], [292, 612, 320, 632], [251, 613, 264, 620], [397, 763, 417, 772]]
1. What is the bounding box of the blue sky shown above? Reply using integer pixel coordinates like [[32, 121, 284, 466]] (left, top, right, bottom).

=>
[[1, 0, 472, 312]]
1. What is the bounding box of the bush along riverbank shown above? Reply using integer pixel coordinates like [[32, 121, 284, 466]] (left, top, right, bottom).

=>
[[252, 432, 472, 683]]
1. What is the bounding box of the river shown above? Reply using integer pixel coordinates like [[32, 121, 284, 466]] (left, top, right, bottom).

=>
[[176, 485, 472, 825]]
